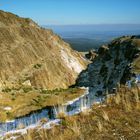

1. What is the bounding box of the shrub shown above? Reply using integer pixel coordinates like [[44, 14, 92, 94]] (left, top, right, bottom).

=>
[[33, 63, 42, 69], [23, 87, 32, 93]]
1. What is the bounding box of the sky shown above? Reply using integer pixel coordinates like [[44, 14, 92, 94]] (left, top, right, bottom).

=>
[[0, 0, 140, 25]]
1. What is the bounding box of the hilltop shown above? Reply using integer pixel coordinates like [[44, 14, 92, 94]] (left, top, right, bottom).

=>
[[0, 10, 87, 90]]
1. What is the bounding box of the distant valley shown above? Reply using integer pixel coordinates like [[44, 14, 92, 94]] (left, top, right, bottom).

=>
[[44, 24, 140, 51]]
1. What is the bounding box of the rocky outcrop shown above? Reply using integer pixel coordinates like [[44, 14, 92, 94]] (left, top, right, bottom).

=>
[[76, 36, 140, 92], [85, 49, 98, 61], [0, 10, 87, 90]]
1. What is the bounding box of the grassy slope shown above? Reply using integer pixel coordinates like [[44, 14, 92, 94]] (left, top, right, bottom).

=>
[[5, 86, 140, 140], [0, 10, 87, 90], [0, 88, 85, 122]]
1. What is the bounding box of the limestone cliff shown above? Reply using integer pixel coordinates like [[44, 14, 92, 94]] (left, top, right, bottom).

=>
[[0, 10, 87, 90]]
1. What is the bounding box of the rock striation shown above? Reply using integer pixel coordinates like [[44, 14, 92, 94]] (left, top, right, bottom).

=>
[[0, 10, 87, 90]]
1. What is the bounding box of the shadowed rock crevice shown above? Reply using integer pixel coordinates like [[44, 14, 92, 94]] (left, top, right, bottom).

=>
[[75, 35, 140, 93]]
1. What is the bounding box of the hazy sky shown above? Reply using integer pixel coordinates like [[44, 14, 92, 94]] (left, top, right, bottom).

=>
[[1, 0, 140, 25]]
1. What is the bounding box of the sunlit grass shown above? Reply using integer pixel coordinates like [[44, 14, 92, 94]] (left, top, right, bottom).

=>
[[0, 88, 85, 122], [4, 86, 140, 140]]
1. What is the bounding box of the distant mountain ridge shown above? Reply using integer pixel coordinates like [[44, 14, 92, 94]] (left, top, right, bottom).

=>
[[0, 10, 87, 90], [44, 25, 140, 51]]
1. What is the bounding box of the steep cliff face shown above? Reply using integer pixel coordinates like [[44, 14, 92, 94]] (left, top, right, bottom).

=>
[[76, 36, 140, 92], [0, 10, 87, 90]]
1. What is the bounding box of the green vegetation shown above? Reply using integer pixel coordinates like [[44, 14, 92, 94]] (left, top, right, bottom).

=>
[[0, 88, 85, 122], [22, 87, 33, 93], [33, 63, 42, 69], [2, 88, 12, 93]]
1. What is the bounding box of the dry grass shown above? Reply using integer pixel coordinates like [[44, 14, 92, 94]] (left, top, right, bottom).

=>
[[133, 55, 140, 73], [3, 86, 140, 140], [102, 110, 109, 121], [0, 88, 85, 122]]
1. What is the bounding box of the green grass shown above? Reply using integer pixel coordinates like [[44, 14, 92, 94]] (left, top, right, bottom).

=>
[[0, 88, 85, 122]]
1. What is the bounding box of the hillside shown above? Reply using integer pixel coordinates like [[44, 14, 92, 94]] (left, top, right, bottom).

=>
[[1, 32, 140, 139], [3, 36, 140, 140], [0, 10, 87, 90], [76, 35, 140, 92]]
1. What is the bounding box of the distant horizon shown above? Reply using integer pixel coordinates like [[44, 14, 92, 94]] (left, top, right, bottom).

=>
[[44, 24, 140, 33], [43, 24, 140, 26]]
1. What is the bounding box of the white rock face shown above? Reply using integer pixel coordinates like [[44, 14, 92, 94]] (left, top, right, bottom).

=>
[[61, 49, 84, 73]]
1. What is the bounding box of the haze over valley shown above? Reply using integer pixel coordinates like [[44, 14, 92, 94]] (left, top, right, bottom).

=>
[[45, 24, 140, 51]]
